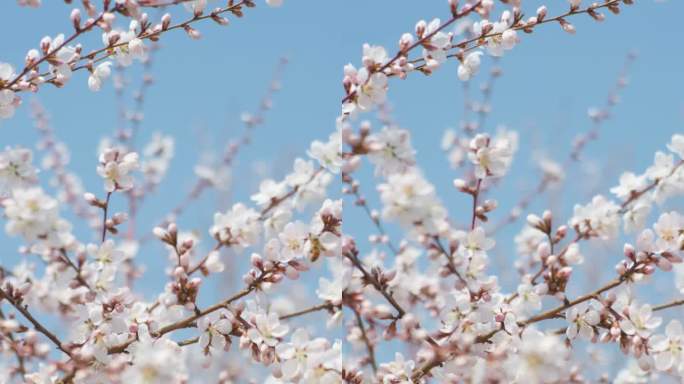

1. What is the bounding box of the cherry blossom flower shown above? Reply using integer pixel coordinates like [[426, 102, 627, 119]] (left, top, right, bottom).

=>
[[653, 211, 684, 251], [619, 304, 662, 338], [97, 148, 140, 192], [0, 63, 19, 119], [210, 203, 261, 249], [3, 187, 74, 248], [122, 336, 187, 383], [623, 202, 652, 234], [0, 146, 37, 194], [362, 44, 389, 68], [474, 14, 518, 57], [565, 303, 600, 340], [511, 282, 542, 316], [366, 126, 416, 176], [44, 34, 79, 82], [355, 69, 388, 111], [378, 170, 448, 235], [468, 132, 515, 178], [251, 179, 288, 207], [87, 62, 112, 92], [456, 227, 495, 258], [87, 239, 126, 269], [308, 131, 342, 173], [570, 195, 620, 239], [646, 151, 675, 181], [505, 328, 570, 383], [611, 172, 649, 200], [649, 320, 684, 371], [247, 312, 289, 348], [204, 250, 225, 273], [198, 311, 233, 355], [103, 27, 146, 67], [457, 51, 483, 81], [0, 89, 19, 119], [667, 134, 684, 159], [378, 353, 415, 384], [278, 221, 309, 261], [285, 158, 316, 187], [422, 18, 452, 70], [275, 328, 328, 380]]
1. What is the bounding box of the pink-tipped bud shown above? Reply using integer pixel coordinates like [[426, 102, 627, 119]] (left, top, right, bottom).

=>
[[559, 19, 576, 34], [112, 212, 128, 225], [623, 243, 636, 262], [556, 225, 568, 238], [251, 253, 263, 268], [167, 223, 177, 236], [536, 6, 547, 22], [184, 25, 202, 40], [179, 253, 190, 268], [40, 36, 51, 54], [399, 33, 414, 52], [71, 9, 82, 31], [161, 13, 172, 30], [415, 20, 427, 38]]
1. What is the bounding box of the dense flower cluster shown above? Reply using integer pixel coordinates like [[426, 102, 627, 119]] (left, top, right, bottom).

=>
[[3, 1, 683, 384]]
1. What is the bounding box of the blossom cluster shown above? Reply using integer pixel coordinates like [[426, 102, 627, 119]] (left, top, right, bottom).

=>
[[2, 1, 682, 384]]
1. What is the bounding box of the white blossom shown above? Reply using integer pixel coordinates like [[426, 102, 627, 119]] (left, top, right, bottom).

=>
[[210, 203, 261, 249], [97, 148, 140, 192]]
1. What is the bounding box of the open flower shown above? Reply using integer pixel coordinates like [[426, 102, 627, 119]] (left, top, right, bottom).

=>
[[650, 320, 684, 371], [247, 312, 289, 348], [97, 148, 139, 192], [275, 328, 327, 380], [565, 304, 600, 340], [198, 311, 233, 355], [619, 304, 662, 338], [88, 62, 112, 92]]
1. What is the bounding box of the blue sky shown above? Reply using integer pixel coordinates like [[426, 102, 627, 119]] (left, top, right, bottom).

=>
[[1, 0, 683, 371]]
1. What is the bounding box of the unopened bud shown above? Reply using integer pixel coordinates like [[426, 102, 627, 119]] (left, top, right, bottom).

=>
[[536, 6, 547, 22], [184, 25, 201, 40], [161, 13, 172, 30], [415, 20, 427, 38], [71, 9, 81, 31], [623, 243, 636, 262], [559, 19, 576, 34]]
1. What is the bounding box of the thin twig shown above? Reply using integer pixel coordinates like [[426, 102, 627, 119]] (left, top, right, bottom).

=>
[[0, 288, 73, 358]]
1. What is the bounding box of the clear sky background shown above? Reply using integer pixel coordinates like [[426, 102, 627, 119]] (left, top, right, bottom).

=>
[[1, 0, 683, 376]]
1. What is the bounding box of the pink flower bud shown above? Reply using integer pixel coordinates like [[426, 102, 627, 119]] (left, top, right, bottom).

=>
[[184, 25, 202, 40], [179, 253, 190, 268], [624, 243, 636, 262], [40, 36, 51, 54], [173, 267, 186, 279], [415, 20, 426, 38], [162, 13, 171, 30], [71, 9, 81, 30], [536, 6, 547, 22], [251, 253, 263, 268]]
